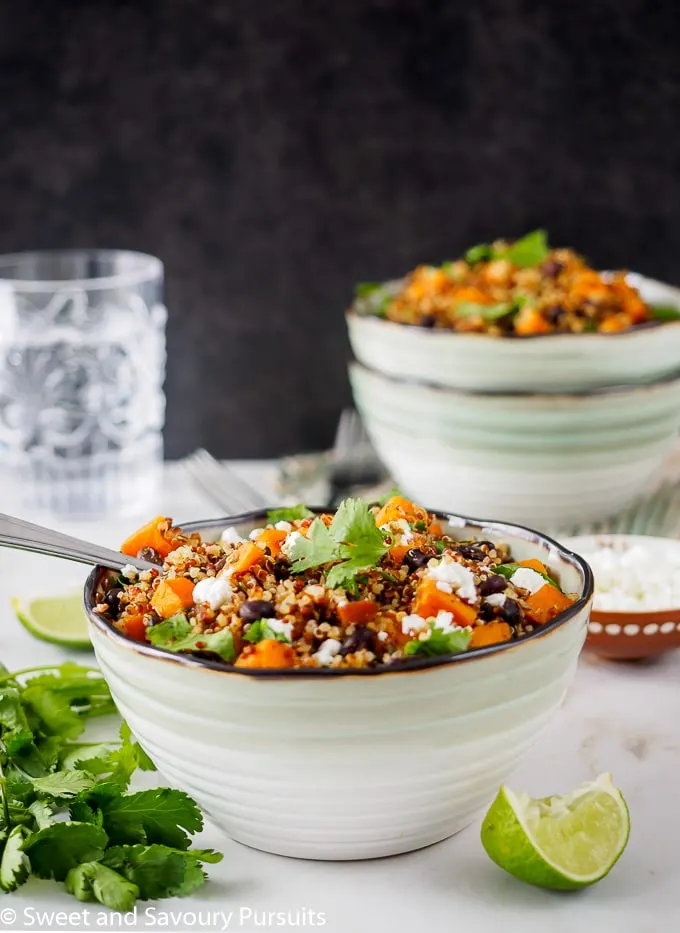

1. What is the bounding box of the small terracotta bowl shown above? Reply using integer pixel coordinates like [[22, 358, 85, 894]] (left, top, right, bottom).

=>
[[566, 534, 680, 661]]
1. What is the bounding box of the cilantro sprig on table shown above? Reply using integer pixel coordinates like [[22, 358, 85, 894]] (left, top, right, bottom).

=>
[[266, 504, 314, 523], [0, 663, 222, 910], [289, 498, 390, 589]]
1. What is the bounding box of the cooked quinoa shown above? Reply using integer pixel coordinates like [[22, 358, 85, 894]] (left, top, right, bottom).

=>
[[353, 230, 671, 336], [99, 496, 577, 670]]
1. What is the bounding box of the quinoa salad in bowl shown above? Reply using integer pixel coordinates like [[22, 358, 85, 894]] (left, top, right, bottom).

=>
[[93, 495, 578, 671]]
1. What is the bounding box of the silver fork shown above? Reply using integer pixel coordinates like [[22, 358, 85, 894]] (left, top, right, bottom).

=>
[[183, 449, 269, 514], [325, 409, 386, 506]]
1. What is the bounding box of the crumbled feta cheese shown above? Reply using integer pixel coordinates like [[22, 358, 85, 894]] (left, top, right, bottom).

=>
[[436, 581, 453, 594], [221, 526, 245, 545], [509, 567, 546, 595], [402, 613, 428, 635], [120, 564, 139, 580], [484, 593, 506, 608], [266, 618, 294, 642], [281, 531, 303, 559], [274, 520, 293, 532], [193, 577, 233, 610], [314, 638, 342, 666], [427, 555, 478, 603], [378, 631, 388, 642], [576, 542, 680, 612], [380, 519, 414, 546], [249, 527, 264, 541], [433, 610, 456, 633]]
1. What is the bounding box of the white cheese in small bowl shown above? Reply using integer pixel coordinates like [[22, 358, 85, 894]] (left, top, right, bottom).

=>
[[566, 534, 680, 613]]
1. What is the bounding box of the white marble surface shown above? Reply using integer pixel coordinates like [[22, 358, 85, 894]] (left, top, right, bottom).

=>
[[0, 463, 678, 933]]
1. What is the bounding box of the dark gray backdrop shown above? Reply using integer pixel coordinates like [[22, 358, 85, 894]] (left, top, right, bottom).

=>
[[1, 0, 680, 458]]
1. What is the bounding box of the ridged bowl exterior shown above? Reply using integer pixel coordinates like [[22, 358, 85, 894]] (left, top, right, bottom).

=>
[[350, 363, 680, 528], [86, 514, 592, 861], [347, 273, 680, 393]]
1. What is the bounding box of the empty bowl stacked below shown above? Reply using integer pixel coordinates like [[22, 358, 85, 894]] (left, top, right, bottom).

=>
[[347, 271, 680, 530]]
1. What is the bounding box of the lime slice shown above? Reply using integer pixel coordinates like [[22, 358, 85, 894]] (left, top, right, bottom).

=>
[[481, 773, 629, 890], [12, 592, 91, 649]]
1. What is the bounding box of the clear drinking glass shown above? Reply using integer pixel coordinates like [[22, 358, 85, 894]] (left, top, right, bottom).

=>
[[0, 250, 166, 518]]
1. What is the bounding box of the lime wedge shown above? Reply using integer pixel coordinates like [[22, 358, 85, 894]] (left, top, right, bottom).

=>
[[481, 773, 629, 890], [12, 593, 91, 649]]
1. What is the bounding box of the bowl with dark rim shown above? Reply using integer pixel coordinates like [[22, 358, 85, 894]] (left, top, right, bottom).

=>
[[346, 272, 680, 393], [85, 509, 593, 860]]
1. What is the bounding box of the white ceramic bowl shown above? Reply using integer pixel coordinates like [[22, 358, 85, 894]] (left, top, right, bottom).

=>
[[347, 273, 680, 393], [86, 512, 592, 861], [350, 362, 680, 529]]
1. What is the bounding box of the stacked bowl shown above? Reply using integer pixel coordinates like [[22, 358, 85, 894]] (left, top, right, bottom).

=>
[[347, 271, 680, 529]]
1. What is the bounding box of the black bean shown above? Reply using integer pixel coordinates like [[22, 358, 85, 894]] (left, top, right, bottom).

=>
[[137, 546, 163, 565], [404, 548, 430, 571], [239, 599, 276, 622], [479, 574, 507, 596], [545, 305, 565, 325], [214, 556, 227, 573], [339, 626, 377, 656], [478, 602, 497, 622], [104, 587, 123, 616], [502, 598, 522, 625], [541, 259, 563, 278], [455, 545, 487, 561], [419, 313, 437, 329]]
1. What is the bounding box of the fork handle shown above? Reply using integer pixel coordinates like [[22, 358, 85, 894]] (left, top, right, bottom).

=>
[[0, 513, 158, 572]]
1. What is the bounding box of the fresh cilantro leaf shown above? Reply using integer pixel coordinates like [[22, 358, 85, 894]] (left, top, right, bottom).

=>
[[103, 844, 207, 900], [266, 504, 313, 523], [290, 499, 390, 588], [648, 304, 680, 322], [186, 847, 224, 863], [289, 518, 339, 572], [22, 686, 84, 740], [376, 486, 403, 505], [353, 282, 394, 317], [120, 721, 156, 772], [454, 301, 518, 321], [66, 861, 139, 912], [243, 621, 290, 644], [148, 615, 235, 662], [413, 520, 427, 532], [0, 689, 31, 732], [465, 243, 493, 264], [24, 822, 108, 881], [0, 825, 29, 892], [32, 769, 95, 799], [27, 800, 54, 830], [354, 282, 383, 297], [495, 563, 560, 590], [62, 743, 113, 772], [434, 540, 447, 554], [500, 229, 549, 268], [403, 626, 472, 657], [92, 786, 203, 849]]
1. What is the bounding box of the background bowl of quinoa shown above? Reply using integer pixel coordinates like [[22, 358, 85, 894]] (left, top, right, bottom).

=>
[[85, 510, 593, 861], [346, 272, 680, 393]]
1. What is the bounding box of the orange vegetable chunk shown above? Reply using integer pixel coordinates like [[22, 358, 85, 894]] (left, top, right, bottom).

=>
[[232, 541, 266, 575], [151, 577, 196, 619], [122, 614, 147, 642], [518, 558, 549, 575], [524, 584, 574, 625], [413, 579, 477, 627], [375, 495, 427, 527], [256, 528, 288, 557], [120, 516, 177, 558], [234, 639, 296, 669], [470, 621, 512, 648], [337, 600, 378, 626]]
